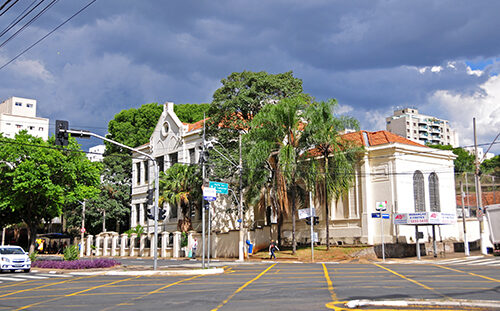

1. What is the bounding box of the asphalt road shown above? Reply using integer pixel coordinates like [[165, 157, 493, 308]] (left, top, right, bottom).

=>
[[0, 263, 498, 311]]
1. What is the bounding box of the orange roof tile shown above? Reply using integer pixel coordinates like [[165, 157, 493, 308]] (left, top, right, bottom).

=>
[[456, 192, 500, 207], [184, 118, 207, 132], [341, 130, 426, 148]]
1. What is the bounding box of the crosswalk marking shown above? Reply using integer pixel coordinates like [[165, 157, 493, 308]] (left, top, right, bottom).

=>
[[13, 275, 48, 279], [36, 273, 71, 277], [385, 256, 500, 267], [0, 276, 26, 281], [0, 273, 73, 282]]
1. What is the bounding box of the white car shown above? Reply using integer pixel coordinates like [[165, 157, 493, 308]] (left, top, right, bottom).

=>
[[0, 246, 31, 273]]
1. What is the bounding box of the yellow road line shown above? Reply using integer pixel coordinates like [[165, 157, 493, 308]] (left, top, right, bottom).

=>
[[373, 263, 448, 298], [0, 274, 98, 299], [322, 263, 337, 301], [211, 263, 276, 311], [15, 276, 140, 311], [434, 264, 500, 282]]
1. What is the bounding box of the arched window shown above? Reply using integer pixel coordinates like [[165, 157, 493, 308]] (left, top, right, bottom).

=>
[[429, 172, 440, 212], [413, 170, 425, 212]]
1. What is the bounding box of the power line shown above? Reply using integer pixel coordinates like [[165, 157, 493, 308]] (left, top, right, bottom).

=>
[[0, 0, 45, 39], [0, 0, 98, 71], [0, 0, 19, 16], [0, 0, 58, 49]]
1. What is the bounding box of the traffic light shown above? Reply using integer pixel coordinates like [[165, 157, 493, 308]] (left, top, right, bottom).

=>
[[147, 189, 154, 205], [159, 208, 166, 220], [305, 216, 319, 225], [146, 208, 154, 220], [313, 216, 319, 225], [305, 217, 311, 225], [200, 150, 209, 164], [55, 120, 69, 146]]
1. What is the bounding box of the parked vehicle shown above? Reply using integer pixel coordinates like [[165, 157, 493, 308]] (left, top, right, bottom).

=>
[[0, 246, 31, 273], [485, 204, 500, 256]]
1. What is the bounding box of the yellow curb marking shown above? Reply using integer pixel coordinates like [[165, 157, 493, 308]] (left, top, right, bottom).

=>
[[434, 264, 500, 282], [211, 263, 276, 311]]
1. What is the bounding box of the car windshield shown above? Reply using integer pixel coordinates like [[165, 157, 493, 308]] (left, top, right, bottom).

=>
[[0, 248, 25, 255]]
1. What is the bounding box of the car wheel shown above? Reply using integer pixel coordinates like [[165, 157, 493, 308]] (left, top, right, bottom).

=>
[[23, 269, 30, 273]]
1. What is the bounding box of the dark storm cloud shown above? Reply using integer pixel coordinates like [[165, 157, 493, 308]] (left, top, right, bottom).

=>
[[0, 0, 499, 151]]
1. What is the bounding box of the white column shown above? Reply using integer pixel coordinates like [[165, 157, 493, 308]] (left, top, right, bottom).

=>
[[149, 234, 156, 257], [129, 234, 137, 257], [95, 236, 102, 256], [111, 235, 119, 256], [140, 234, 146, 257], [131, 204, 137, 228], [161, 232, 169, 258], [86, 235, 93, 256], [120, 234, 127, 257], [103, 235, 110, 256], [139, 204, 145, 226], [173, 231, 181, 258]]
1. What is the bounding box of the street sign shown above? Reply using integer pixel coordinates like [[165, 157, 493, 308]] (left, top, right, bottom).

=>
[[209, 181, 229, 194], [203, 187, 217, 201], [371, 212, 381, 218], [382, 213, 390, 219], [299, 207, 316, 219], [376, 201, 387, 211], [313, 232, 319, 242], [80, 228, 86, 233]]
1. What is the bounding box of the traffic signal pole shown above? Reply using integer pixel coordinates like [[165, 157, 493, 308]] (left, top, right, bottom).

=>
[[62, 127, 161, 270]]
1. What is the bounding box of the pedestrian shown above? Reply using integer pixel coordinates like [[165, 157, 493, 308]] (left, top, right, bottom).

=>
[[192, 238, 198, 258], [269, 240, 279, 260]]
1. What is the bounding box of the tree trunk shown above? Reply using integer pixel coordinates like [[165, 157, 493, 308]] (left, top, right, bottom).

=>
[[28, 225, 37, 254], [292, 182, 296, 255], [277, 212, 282, 248], [325, 154, 330, 250]]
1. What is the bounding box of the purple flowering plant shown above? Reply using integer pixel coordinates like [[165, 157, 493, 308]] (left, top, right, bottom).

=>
[[32, 258, 120, 269]]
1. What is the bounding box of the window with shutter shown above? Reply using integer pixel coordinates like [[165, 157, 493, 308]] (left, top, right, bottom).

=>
[[429, 172, 440, 212], [413, 171, 425, 212]]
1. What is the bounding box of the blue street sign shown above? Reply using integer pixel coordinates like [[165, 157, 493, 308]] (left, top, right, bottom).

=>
[[371, 212, 381, 218], [382, 213, 390, 219], [209, 181, 229, 194]]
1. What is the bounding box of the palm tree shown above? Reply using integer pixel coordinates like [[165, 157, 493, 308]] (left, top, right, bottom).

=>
[[245, 95, 310, 254], [303, 99, 362, 250], [159, 163, 201, 232]]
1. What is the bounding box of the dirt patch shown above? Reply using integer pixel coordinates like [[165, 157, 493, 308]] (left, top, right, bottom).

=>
[[250, 245, 376, 262]]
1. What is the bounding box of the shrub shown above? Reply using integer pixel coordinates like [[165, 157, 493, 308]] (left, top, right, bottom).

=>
[[29, 251, 38, 262], [181, 232, 188, 248], [63, 244, 79, 261], [32, 258, 120, 269], [125, 225, 145, 238]]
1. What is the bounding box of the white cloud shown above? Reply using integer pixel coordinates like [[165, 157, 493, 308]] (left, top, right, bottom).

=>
[[11, 59, 54, 82], [429, 75, 500, 153]]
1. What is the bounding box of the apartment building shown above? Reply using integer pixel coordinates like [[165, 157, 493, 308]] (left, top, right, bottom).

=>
[[0, 96, 49, 140], [87, 144, 106, 162], [386, 108, 459, 147]]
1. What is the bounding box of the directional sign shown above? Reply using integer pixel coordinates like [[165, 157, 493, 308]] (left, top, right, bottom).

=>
[[209, 181, 229, 194], [371, 212, 381, 218], [376, 201, 387, 211], [298, 207, 316, 219], [203, 187, 217, 201]]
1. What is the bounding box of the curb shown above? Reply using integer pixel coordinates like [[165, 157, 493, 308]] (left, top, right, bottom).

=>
[[102, 268, 224, 276], [345, 299, 500, 309]]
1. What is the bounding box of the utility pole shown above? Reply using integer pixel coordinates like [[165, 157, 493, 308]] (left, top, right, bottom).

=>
[[202, 115, 206, 269], [80, 200, 86, 257], [460, 182, 470, 256], [473, 118, 487, 255], [238, 132, 244, 261]]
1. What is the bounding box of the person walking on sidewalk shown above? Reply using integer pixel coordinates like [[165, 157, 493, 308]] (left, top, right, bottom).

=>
[[269, 240, 279, 260], [192, 238, 198, 258]]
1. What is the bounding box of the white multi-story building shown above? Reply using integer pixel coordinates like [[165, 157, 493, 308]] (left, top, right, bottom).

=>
[[0, 96, 49, 140], [87, 144, 106, 162], [386, 108, 459, 147]]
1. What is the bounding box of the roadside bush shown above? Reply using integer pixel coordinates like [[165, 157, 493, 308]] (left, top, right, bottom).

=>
[[29, 251, 38, 262], [63, 244, 79, 261], [32, 258, 120, 269]]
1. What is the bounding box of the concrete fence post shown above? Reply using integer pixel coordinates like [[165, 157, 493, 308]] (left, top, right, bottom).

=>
[[129, 234, 137, 257], [161, 232, 169, 258], [86, 235, 93, 256], [95, 236, 102, 257], [149, 234, 156, 257], [103, 235, 110, 256], [173, 231, 181, 258], [111, 235, 119, 256], [120, 234, 127, 257], [139, 234, 146, 257]]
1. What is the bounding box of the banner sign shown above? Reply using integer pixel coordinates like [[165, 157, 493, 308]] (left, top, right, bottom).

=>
[[394, 212, 456, 225]]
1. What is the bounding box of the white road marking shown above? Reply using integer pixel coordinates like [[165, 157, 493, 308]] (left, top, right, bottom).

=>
[[0, 276, 26, 281]]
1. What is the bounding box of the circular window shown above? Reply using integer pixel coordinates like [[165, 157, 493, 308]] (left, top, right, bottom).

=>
[[161, 122, 170, 136]]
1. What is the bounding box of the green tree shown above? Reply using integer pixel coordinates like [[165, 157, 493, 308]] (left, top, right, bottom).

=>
[[302, 99, 361, 250], [207, 71, 304, 180], [428, 145, 475, 173], [106, 102, 163, 153], [174, 103, 210, 123], [0, 132, 101, 252], [481, 155, 499, 178], [159, 163, 202, 232], [245, 95, 310, 254]]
